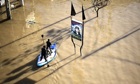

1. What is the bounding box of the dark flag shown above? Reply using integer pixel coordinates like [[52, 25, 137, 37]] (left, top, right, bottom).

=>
[[82, 5, 86, 20], [71, 2, 76, 16]]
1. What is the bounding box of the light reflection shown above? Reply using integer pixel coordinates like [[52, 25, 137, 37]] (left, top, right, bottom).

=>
[[25, 11, 36, 28]]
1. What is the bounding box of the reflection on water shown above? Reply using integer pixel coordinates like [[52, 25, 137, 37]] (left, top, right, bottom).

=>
[[25, 11, 36, 28]]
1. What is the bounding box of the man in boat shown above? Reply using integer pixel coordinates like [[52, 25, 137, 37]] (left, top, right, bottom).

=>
[[46, 39, 52, 54], [40, 46, 47, 62], [40, 46, 50, 67]]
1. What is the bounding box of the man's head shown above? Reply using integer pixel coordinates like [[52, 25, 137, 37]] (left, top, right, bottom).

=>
[[75, 27, 80, 34]]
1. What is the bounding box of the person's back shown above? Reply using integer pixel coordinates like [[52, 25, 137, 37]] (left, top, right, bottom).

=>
[[41, 46, 47, 61], [46, 39, 51, 48], [41, 47, 46, 54], [46, 39, 52, 53]]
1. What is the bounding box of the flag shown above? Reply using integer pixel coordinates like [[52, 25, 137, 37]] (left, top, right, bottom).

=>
[[71, 2, 76, 16], [71, 19, 83, 41], [82, 5, 86, 20]]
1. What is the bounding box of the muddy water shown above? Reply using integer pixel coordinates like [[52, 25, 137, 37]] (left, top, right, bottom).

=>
[[0, 0, 140, 84]]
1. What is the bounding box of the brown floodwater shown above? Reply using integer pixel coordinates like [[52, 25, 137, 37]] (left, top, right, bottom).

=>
[[0, 0, 140, 84]]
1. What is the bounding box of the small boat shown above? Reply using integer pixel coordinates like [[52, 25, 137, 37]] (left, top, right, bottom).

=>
[[37, 43, 57, 67]]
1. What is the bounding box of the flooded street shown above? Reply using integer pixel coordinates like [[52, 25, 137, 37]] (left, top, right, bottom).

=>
[[0, 0, 140, 84]]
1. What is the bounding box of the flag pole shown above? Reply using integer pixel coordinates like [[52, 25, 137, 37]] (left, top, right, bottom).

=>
[[80, 20, 84, 56], [80, 5, 86, 56], [71, 2, 76, 54], [71, 16, 76, 54]]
